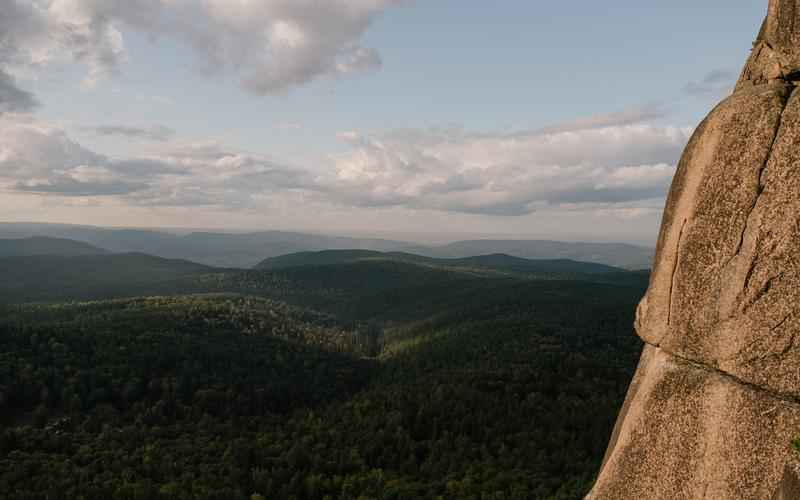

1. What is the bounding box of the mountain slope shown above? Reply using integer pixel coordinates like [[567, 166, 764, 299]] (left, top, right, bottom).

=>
[[0, 271, 645, 499], [0, 253, 214, 302], [256, 249, 386, 269], [0, 223, 655, 269], [209, 258, 646, 324], [0, 223, 412, 268], [0, 237, 108, 257], [256, 249, 625, 275], [0, 245, 649, 311], [407, 239, 654, 270]]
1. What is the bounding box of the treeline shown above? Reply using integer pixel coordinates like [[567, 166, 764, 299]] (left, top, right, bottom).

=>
[[0, 280, 643, 499], [0, 297, 378, 427]]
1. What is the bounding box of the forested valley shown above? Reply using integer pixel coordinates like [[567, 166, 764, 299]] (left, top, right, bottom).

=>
[[0, 249, 647, 499]]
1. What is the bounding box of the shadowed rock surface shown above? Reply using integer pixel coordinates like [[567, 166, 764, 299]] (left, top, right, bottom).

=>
[[589, 1, 800, 498], [772, 457, 800, 500]]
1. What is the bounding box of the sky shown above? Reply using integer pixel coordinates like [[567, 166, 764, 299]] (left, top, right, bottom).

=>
[[0, 0, 769, 245]]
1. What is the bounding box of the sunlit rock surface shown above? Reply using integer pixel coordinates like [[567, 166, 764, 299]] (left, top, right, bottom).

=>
[[588, 1, 800, 498]]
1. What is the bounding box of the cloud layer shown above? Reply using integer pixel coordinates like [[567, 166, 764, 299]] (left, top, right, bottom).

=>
[[0, 116, 171, 196], [0, 114, 316, 208], [0, 0, 400, 98], [326, 119, 691, 216], [90, 125, 175, 142], [0, 108, 692, 218]]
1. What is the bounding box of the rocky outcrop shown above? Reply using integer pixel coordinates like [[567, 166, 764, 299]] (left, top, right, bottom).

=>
[[739, 0, 800, 90], [588, 1, 800, 498], [589, 345, 800, 499]]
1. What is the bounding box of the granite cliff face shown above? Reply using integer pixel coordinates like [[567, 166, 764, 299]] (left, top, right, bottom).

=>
[[588, 1, 800, 498]]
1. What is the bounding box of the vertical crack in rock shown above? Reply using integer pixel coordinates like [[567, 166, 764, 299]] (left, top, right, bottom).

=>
[[738, 89, 793, 312], [667, 218, 688, 326], [719, 88, 793, 320], [731, 88, 791, 261], [589, 2, 800, 498], [740, 92, 794, 310]]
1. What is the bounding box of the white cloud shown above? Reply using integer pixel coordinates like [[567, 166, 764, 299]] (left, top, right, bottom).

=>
[[324, 122, 692, 215], [0, 0, 401, 97], [0, 2, 693, 220], [0, 115, 103, 179], [0, 107, 690, 218], [0, 115, 173, 196], [0, 115, 313, 204]]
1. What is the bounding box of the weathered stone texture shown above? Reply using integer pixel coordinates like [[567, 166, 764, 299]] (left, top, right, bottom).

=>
[[635, 83, 791, 357], [739, 0, 800, 90], [589, 346, 800, 500], [771, 458, 800, 500], [589, 1, 800, 498], [635, 83, 800, 397]]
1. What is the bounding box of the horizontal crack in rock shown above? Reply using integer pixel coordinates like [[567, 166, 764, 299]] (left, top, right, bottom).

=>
[[643, 341, 800, 407]]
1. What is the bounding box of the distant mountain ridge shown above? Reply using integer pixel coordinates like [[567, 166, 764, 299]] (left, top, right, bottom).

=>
[[0, 222, 654, 269], [0, 223, 411, 268], [406, 239, 654, 270], [0, 246, 650, 308], [256, 249, 626, 275], [0, 236, 108, 257], [0, 253, 213, 302]]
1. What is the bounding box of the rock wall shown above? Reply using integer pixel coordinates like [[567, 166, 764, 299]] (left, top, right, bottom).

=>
[[588, 1, 800, 498]]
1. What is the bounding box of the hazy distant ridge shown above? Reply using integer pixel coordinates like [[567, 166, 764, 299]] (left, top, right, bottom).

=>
[[0, 223, 654, 269], [0, 236, 108, 257], [406, 239, 654, 270], [256, 249, 626, 275]]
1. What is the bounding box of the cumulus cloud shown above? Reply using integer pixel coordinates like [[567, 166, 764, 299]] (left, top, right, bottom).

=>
[[0, 116, 166, 196], [127, 142, 317, 207], [0, 115, 313, 204], [325, 120, 692, 216], [0, 0, 400, 98], [91, 124, 175, 141], [684, 69, 736, 97], [15, 174, 148, 196], [0, 0, 126, 92], [1, 106, 691, 218]]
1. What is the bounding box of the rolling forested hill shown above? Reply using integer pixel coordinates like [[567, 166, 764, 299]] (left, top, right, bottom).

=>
[[256, 249, 624, 275], [407, 239, 654, 270], [0, 223, 413, 268], [0, 253, 213, 302], [0, 237, 108, 258], [0, 223, 654, 269], [0, 250, 648, 307], [0, 247, 648, 499]]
